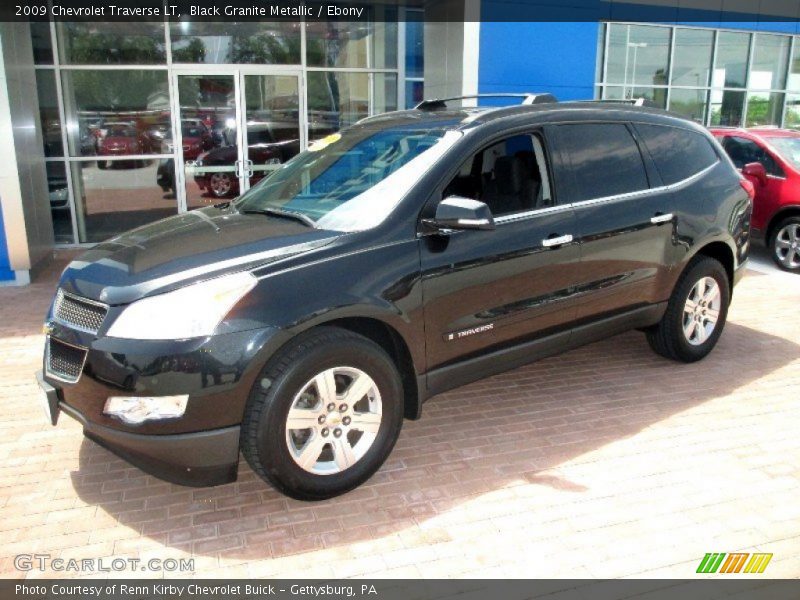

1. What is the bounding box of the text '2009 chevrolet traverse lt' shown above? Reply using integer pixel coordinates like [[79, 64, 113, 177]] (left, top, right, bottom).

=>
[[38, 95, 751, 500]]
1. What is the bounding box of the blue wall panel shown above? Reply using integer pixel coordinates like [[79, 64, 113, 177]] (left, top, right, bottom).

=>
[[478, 19, 600, 101], [0, 201, 13, 281]]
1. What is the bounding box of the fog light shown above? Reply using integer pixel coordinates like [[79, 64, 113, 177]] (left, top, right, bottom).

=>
[[103, 395, 189, 425]]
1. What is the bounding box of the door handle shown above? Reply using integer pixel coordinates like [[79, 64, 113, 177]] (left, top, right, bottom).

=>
[[234, 160, 242, 178], [650, 212, 674, 225], [542, 234, 573, 248]]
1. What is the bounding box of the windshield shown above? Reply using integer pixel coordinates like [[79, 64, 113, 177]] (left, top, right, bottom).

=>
[[235, 125, 461, 231], [107, 126, 137, 137], [766, 136, 800, 170]]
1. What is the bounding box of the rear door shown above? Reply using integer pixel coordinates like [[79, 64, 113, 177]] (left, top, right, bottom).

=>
[[419, 130, 581, 372], [549, 121, 672, 321]]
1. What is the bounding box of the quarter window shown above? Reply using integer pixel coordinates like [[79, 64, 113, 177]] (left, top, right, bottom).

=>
[[635, 124, 718, 185], [442, 134, 553, 217], [554, 123, 648, 203]]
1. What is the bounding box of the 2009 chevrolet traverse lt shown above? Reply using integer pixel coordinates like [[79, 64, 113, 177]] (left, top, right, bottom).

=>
[[38, 95, 751, 500]]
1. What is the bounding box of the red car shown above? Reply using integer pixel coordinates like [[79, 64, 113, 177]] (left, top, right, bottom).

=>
[[97, 123, 149, 168], [711, 127, 800, 272]]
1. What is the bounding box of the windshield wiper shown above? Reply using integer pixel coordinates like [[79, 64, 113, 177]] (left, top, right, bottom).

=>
[[241, 207, 316, 228]]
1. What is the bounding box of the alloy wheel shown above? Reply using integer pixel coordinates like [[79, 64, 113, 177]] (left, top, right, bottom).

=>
[[682, 276, 721, 346], [209, 173, 232, 197], [285, 367, 382, 475], [774, 223, 800, 270]]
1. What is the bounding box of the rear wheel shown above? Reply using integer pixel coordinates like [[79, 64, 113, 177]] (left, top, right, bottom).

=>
[[241, 327, 404, 500], [209, 172, 233, 198], [770, 216, 800, 272], [646, 256, 730, 362]]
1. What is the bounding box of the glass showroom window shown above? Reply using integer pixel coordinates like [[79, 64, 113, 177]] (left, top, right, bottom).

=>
[[599, 24, 798, 128], [33, 16, 417, 246], [405, 10, 424, 108]]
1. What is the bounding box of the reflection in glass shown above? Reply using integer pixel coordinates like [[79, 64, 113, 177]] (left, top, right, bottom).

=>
[[176, 75, 237, 208], [71, 160, 176, 243], [47, 162, 73, 244], [788, 45, 800, 92], [57, 22, 166, 64], [605, 24, 670, 88], [713, 32, 750, 89], [35, 70, 62, 157], [602, 85, 666, 108], [669, 88, 708, 123], [709, 90, 745, 126], [746, 92, 784, 126], [169, 21, 301, 64], [405, 11, 424, 78], [61, 70, 171, 158], [750, 34, 790, 90], [406, 80, 424, 109], [307, 71, 369, 141], [785, 95, 800, 128], [307, 22, 369, 68], [373, 73, 399, 114], [244, 74, 301, 190], [31, 22, 53, 64], [671, 28, 713, 87]]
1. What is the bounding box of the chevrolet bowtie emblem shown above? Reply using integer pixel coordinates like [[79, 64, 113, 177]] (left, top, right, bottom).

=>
[[42, 321, 55, 335]]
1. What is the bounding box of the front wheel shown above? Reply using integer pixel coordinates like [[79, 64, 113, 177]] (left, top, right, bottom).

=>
[[770, 216, 800, 272], [208, 172, 233, 198], [646, 256, 730, 363], [241, 327, 404, 500]]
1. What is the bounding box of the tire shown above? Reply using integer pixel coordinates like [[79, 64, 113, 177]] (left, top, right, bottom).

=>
[[646, 255, 730, 363], [769, 216, 800, 272], [208, 173, 233, 198], [241, 327, 404, 500]]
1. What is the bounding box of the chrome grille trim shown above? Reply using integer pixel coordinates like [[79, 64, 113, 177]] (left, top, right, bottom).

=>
[[45, 336, 88, 384], [53, 289, 108, 334]]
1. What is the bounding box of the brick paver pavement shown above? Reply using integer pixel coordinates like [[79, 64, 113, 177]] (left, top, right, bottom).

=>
[[1, 248, 798, 579]]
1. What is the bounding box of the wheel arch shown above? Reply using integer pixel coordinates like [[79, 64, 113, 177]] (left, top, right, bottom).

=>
[[691, 241, 735, 295], [765, 205, 800, 245]]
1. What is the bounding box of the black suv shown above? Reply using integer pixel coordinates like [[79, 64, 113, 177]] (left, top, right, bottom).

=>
[[38, 95, 751, 500]]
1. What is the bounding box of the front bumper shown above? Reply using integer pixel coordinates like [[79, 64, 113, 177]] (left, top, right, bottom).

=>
[[62, 401, 240, 486], [40, 324, 291, 486]]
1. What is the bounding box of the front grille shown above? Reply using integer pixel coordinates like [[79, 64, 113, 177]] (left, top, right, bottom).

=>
[[53, 289, 108, 334], [46, 337, 88, 383]]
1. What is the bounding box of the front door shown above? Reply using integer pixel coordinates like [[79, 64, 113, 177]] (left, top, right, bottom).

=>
[[420, 131, 581, 373], [171, 70, 304, 211]]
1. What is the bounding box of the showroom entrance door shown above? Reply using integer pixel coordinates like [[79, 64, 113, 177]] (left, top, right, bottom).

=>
[[171, 69, 305, 211]]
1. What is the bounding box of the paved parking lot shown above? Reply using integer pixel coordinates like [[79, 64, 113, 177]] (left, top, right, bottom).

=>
[[0, 246, 798, 579]]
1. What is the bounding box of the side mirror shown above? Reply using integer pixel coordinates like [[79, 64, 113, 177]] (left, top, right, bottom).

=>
[[422, 196, 496, 232], [742, 162, 767, 186]]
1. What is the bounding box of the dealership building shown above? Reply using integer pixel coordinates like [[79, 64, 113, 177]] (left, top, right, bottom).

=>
[[2, 0, 800, 284]]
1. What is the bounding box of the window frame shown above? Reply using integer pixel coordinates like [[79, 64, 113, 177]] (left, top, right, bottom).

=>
[[426, 127, 559, 225]]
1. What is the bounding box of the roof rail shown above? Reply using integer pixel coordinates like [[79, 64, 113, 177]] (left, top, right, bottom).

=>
[[415, 93, 558, 111]]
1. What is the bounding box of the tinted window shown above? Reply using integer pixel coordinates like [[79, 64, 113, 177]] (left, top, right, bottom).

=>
[[555, 124, 648, 202], [722, 136, 784, 177], [636, 124, 718, 185]]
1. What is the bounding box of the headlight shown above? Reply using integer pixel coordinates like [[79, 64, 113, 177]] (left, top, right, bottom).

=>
[[106, 271, 257, 340]]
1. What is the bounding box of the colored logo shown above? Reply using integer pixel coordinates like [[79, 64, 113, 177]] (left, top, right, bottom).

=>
[[696, 552, 772, 574]]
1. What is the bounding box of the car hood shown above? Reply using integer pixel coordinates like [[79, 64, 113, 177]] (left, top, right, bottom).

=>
[[59, 207, 340, 305]]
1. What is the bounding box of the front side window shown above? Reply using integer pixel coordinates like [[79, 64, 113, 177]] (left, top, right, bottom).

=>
[[722, 136, 784, 177], [236, 125, 461, 232], [555, 123, 648, 202], [442, 134, 553, 217], [635, 124, 718, 185]]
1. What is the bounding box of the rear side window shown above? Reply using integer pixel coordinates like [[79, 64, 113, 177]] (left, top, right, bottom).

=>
[[554, 123, 648, 203], [636, 124, 718, 185]]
